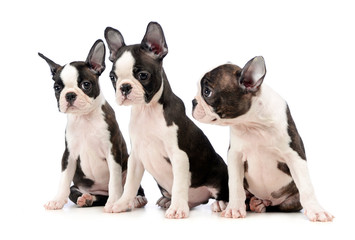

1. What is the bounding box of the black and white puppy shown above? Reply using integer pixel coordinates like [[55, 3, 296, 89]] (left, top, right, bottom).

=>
[[192, 56, 334, 222], [104, 22, 229, 218], [39, 40, 146, 211]]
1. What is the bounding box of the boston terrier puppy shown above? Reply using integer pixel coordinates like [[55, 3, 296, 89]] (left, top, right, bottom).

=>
[[104, 22, 229, 218], [192, 56, 334, 222], [39, 40, 146, 211]]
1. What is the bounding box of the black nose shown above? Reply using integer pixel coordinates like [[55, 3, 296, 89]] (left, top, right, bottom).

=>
[[192, 99, 198, 110], [65, 92, 77, 104], [120, 84, 132, 96]]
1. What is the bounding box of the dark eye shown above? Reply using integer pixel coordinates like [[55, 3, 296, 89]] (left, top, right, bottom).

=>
[[138, 71, 150, 81], [203, 87, 213, 98], [81, 80, 92, 91], [54, 84, 62, 93], [110, 73, 116, 83]]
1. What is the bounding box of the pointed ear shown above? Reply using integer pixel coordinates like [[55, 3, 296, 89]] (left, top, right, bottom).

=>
[[141, 22, 168, 60], [104, 27, 125, 62], [239, 56, 266, 92], [38, 53, 61, 77], [86, 39, 106, 75]]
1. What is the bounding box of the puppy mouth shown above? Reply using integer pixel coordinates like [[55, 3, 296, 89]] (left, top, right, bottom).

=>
[[118, 95, 132, 106], [64, 104, 78, 112], [66, 102, 78, 109]]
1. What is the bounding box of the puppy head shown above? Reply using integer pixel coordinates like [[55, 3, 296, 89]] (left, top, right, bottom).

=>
[[192, 56, 266, 125], [39, 40, 106, 115], [104, 22, 168, 106]]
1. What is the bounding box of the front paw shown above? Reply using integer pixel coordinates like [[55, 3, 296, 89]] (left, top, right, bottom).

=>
[[104, 201, 114, 213], [221, 204, 247, 218], [165, 201, 189, 219], [110, 199, 134, 213], [304, 207, 334, 222], [44, 199, 67, 210]]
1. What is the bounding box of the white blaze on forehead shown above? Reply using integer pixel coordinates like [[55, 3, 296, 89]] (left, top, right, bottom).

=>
[[114, 51, 135, 79], [60, 64, 79, 88]]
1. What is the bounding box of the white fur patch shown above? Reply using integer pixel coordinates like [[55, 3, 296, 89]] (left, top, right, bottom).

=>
[[114, 51, 135, 81], [129, 104, 179, 193], [61, 64, 79, 87], [65, 102, 112, 195]]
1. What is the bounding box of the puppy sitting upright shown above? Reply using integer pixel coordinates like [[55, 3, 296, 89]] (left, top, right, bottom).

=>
[[104, 22, 229, 218], [192, 56, 334, 222], [39, 40, 146, 210]]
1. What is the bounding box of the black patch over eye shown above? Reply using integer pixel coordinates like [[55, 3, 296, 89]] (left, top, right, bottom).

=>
[[138, 71, 150, 81], [81, 80, 92, 91], [54, 84, 62, 93]]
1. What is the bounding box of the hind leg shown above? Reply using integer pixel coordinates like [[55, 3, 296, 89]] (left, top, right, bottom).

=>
[[69, 186, 108, 207], [247, 193, 301, 213], [156, 196, 171, 209], [249, 196, 272, 213], [211, 200, 228, 212], [266, 193, 302, 212], [134, 185, 148, 208], [156, 185, 171, 209], [69, 186, 87, 206]]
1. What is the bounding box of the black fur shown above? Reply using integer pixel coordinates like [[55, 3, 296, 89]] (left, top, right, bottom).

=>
[[61, 140, 69, 171], [159, 76, 229, 201], [200, 64, 255, 119], [101, 102, 129, 168], [286, 105, 306, 160], [72, 157, 95, 189]]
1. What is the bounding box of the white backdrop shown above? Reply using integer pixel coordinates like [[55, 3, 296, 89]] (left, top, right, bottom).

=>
[[1, 0, 354, 239]]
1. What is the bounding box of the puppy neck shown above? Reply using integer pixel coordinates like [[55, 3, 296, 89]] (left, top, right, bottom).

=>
[[229, 84, 285, 128]]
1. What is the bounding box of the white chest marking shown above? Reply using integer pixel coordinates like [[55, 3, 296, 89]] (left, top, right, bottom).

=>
[[129, 103, 213, 206], [129, 104, 175, 192], [230, 85, 295, 204], [66, 106, 111, 194]]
